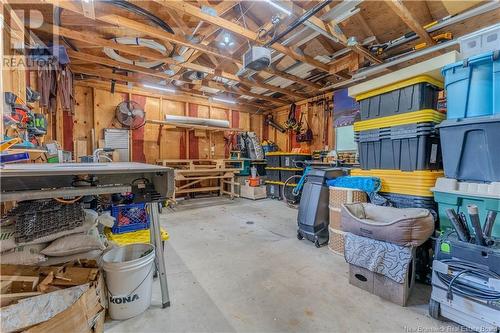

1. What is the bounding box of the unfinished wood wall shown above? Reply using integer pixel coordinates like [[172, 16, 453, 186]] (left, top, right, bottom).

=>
[[70, 84, 263, 163], [265, 98, 335, 153]]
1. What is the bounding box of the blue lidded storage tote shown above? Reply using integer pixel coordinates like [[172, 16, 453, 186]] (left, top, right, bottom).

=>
[[441, 50, 500, 119]]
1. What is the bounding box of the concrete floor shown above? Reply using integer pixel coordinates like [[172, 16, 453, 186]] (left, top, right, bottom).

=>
[[106, 198, 454, 333]]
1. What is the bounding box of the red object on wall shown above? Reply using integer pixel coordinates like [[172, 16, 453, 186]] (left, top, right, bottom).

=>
[[130, 94, 146, 163], [63, 111, 74, 152], [188, 103, 199, 159]]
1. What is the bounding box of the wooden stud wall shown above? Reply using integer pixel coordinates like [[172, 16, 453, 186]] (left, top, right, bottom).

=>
[[70, 85, 262, 163]]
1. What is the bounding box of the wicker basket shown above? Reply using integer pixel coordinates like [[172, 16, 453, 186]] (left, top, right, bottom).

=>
[[329, 187, 367, 209], [329, 207, 342, 230], [328, 227, 346, 256]]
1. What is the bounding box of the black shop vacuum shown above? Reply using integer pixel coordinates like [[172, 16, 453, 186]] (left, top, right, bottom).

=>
[[297, 167, 344, 247]]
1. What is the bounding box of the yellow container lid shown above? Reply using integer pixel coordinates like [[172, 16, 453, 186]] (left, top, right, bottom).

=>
[[353, 109, 446, 132], [264, 180, 297, 187], [350, 169, 444, 197], [355, 75, 443, 101], [104, 227, 169, 246]]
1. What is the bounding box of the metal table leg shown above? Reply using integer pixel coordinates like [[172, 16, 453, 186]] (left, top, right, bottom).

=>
[[148, 202, 171, 308]]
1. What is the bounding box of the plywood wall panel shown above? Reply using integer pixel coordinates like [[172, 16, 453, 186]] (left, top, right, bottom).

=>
[[161, 100, 186, 160], [93, 89, 128, 142], [142, 96, 161, 164], [73, 86, 93, 155]]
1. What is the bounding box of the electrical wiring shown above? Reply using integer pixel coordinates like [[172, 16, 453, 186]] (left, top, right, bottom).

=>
[[54, 196, 83, 204], [436, 259, 500, 301]]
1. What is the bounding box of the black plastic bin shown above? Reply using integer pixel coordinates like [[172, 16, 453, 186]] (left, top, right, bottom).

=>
[[280, 168, 303, 183], [265, 168, 280, 182], [280, 154, 310, 168], [265, 153, 281, 167], [358, 77, 441, 120], [437, 116, 500, 183], [356, 122, 442, 171], [251, 161, 267, 176], [266, 182, 282, 199], [381, 192, 438, 224]]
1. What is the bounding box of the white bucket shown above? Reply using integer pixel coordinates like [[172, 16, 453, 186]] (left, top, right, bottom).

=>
[[102, 243, 156, 320]]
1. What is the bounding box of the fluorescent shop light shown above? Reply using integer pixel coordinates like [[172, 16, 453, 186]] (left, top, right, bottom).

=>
[[143, 84, 176, 93]]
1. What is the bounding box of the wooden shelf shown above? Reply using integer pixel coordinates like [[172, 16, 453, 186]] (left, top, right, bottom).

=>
[[146, 119, 244, 132]]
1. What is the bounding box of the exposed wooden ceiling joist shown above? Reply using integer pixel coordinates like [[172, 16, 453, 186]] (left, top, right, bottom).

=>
[[72, 66, 270, 109], [35, 23, 307, 100], [154, 0, 332, 72], [384, 0, 436, 46], [43, 0, 320, 91], [76, 79, 258, 112]]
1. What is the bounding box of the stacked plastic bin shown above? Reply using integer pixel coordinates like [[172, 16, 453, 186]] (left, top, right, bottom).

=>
[[351, 75, 446, 214], [264, 152, 310, 200], [433, 50, 500, 238]]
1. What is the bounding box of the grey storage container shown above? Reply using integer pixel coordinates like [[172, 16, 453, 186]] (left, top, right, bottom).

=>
[[266, 182, 281, 199], [280, 168, 303, 184], [265, 168, 280, 182], [438, 116, 500, 182], [280, 154, 310, 168], [265, 153, 281, 167], [356, 122, 442, 171], [359, 80, 441, 120]]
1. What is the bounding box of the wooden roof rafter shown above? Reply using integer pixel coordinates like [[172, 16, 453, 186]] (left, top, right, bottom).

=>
[[43, 0, 319, 94]]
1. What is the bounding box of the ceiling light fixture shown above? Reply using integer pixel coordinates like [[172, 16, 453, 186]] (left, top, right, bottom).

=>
[[266, 0, 292, 16], [212, 97, 236, 105], [143, 84, 176, 93], [219, 33, 235, 48]]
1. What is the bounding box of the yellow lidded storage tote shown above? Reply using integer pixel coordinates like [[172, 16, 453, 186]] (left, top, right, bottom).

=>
[[350, 169, 444, 197]]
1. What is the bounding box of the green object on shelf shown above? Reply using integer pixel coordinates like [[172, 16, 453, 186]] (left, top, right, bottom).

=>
[[47, 156, 59, 163], [434, 190, 500, 238]]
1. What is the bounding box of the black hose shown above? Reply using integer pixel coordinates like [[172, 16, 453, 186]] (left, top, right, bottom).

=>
[[264, 0, 333, 47], [54, 0, 175, 55], [436, 259, 500, 301]]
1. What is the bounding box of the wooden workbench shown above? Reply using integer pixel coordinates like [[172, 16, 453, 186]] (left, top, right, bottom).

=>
[[157, 159, 244, 202]]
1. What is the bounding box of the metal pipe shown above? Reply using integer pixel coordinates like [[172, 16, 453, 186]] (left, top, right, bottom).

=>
[[264, 0, 333, 47]]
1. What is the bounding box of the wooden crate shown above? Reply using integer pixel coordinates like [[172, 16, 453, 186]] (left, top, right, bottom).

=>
[[240, 184, 267, 200], [329, 187, 367, 209], [328, 227, 346, 256]]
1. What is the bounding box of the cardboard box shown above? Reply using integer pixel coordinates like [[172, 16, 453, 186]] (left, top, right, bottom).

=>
[[348, 253, 416, 306], [240, 184, 267, 200]]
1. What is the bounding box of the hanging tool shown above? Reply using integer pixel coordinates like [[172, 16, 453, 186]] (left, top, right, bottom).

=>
[[369, 14, 454, 55], [385, 32, 453, 60], [468, 205, 487, 246]]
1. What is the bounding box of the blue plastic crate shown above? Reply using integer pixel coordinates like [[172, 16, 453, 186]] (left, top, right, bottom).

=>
[[111, 203, 150, 234], [442, 51, 500, 119]]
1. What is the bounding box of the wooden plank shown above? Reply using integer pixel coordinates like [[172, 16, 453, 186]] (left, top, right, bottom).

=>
[[385, 0, 436, 46], [42, 0, 317, 92], [155, 0, 331, 72]]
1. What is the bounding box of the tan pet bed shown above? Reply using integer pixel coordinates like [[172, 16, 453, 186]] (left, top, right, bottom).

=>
[[341, 203, 434, 246]]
